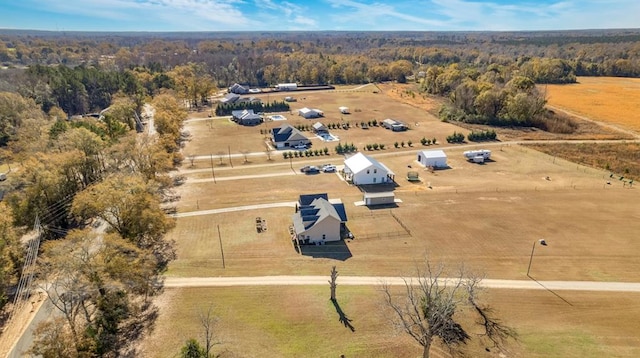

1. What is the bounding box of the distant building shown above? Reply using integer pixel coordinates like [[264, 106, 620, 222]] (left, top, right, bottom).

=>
[[298, 107, 324, 119], [276, 83, 298, 91], [271, 123, 311, 149], [231, 109, 262, 126], [219, 93, 240, 104], [417, 150, 448, 168], [312, 122, 328, 133], [228, 83, 249, 94]]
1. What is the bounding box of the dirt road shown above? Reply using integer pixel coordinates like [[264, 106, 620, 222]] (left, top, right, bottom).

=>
[[163, 275, 640, 292]]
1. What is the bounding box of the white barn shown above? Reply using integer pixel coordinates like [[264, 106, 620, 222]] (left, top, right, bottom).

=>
[[276, 83, 298, 91], [417, 150, 447, 168], [343, 152, 395, 185]]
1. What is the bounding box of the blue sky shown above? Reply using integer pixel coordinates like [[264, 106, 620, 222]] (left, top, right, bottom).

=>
[[0, 0, 638, 32]]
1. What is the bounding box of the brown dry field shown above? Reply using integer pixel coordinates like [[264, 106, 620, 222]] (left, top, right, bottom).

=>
[[183, 84, 465, 158], [144, 84, 640, 357], [545, 77, 640, 133], [140, 286, 640, 358]]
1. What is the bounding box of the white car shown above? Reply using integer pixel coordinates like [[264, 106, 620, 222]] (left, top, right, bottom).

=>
[[293, 144, 308, 150], [322, 164, 336, 173]]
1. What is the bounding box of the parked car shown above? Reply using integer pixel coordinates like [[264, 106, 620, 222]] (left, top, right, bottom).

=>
[[322, 164, 336, 173], [293, 143, 308, 150], [304, 166, 320, 174]]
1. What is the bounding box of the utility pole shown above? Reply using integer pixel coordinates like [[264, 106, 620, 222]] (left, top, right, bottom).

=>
[[210, 154, 216, 183], [217, 225, 225, 269], [228, 146, 233, 168]]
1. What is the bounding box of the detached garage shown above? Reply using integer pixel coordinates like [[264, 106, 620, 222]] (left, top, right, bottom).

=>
[[417, 150, 447, 168], [364, 192, 395, 206]]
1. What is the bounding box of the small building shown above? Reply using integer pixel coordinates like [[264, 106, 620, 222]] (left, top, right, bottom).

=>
[[228, 83, 249, 94], [339, 106, 350, 114], [271, 123, 311, 149], [298, 107, 324, 119], [292, 194, 348, 245], [236, 96, 261, 104], [417, 150, 448, 168], [276, 83, 298, 91], [312, 122, 328, 133], [219, 93, 240, 104], [363, 192, 395, 206], [231, 109, 262, 126], [382, 118, 408, 131], [343, 152, 395, 185]]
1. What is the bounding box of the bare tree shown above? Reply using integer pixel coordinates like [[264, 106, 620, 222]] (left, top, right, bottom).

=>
[[198, 305, 220, 357], [265, 144, 273, 161], [187, 154, 196, 167], [381, 260, 515, 358]]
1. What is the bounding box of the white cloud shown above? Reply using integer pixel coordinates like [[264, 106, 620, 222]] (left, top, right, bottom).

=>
[[325, 0, 446, 29]]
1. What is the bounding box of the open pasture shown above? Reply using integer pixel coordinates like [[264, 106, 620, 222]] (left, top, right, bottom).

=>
[[545, 76, 640, 132], [140, 286, 640, 358], [182, 85, 469, 159]]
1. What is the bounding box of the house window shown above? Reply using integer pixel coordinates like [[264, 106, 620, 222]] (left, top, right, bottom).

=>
[[322, 234, 326, 240], [373, 177, 377, 183], [366, 169, 370, 174], [374, 169, 377, 174]]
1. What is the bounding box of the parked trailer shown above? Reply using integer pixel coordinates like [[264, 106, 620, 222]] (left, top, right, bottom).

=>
[[463, 149, 491, 160]]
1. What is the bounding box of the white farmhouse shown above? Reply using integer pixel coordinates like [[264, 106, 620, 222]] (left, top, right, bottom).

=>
[[417, 150, 448, 168], [343, 152, 395, 185]]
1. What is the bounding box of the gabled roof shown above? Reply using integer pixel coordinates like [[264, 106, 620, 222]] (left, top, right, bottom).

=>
[[272, 124, 308, 143], [419, 149, 447, 159], [344, 152, 394, 175], [292, 197, 347, 234], [299, 193, 329, 206], [220, 93, 240, 103], [312, 122, 327, 131]]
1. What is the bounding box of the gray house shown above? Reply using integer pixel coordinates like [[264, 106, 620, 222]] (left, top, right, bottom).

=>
[[231, 109, 262, 126], [292, 194, 348, 245], [219, 93, 240, 104], [271, 124, 311, 149], [228, 83, 249, 94]]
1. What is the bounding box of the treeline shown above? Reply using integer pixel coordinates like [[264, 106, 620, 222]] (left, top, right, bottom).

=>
[[2, 30, 640, 91], [215, 100, 290, 116], [0, 88, 187, 356]]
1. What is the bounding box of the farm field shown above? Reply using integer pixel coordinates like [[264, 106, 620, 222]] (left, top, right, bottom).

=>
[[143, 84, 640, 357], [545, 76, 640, 133], [140, 286, 640, 358]]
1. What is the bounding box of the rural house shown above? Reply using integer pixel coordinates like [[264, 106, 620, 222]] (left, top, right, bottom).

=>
[[219, 93, 240, 104], [382, 118, 408, 131], [298, 107, 324, 119], [231, 109, 262, 126], [292, 193, 348, 245], [271, 123, 311, 149], [343, 152, 395, 185], [417, 150, 448, 168], [228, 83, 249, 94]]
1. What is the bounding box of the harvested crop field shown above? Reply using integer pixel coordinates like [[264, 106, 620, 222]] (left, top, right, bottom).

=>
[[545, 77, 640, 133]]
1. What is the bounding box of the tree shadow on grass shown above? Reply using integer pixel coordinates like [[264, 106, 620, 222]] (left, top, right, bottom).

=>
[[331, 298, 355, 332]]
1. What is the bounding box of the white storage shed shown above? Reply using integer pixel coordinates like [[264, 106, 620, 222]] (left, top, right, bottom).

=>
[[417, 150, 448, 168]]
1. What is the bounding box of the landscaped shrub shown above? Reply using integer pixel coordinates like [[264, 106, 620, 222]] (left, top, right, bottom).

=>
[[394, 141, 399, 148], [446, 132, 465, 143], [372, 143, 379, 150], [407, 140, 413, 147]]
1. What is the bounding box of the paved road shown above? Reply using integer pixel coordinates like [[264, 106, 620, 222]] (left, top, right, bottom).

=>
[[163, 275, 640, 292]]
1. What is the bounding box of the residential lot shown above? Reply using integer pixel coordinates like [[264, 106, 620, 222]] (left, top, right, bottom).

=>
[[144, 84, 640, 357]]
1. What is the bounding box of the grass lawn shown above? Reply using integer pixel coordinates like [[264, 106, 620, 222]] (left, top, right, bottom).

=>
[[140, 286, 640, 358]]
